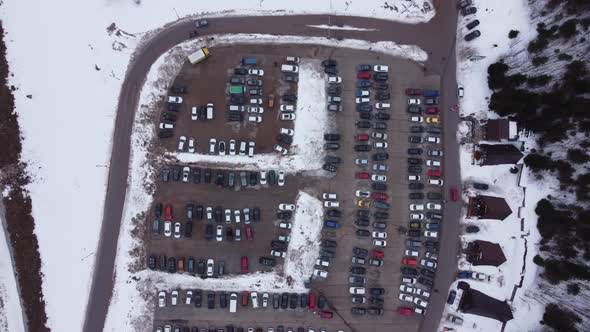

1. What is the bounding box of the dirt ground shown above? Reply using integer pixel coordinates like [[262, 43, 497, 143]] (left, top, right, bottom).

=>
[[151, 43, 440, 332]]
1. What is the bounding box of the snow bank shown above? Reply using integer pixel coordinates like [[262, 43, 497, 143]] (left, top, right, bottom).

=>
[[306, 24, 378, 32]]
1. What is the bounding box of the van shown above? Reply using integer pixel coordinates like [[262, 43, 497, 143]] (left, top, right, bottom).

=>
[[229, 293, 238, 313], [206, 103, 214, 120], [281, 64, 299, 73], [241, 57, 257, 65]]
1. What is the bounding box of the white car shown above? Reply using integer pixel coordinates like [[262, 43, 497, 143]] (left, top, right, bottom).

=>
[[173, 222, 181, 238], [280, 104, 295, 111], [248, 141, 255, 157], [404, 250, 419, 257], [260, 171, 267, 185], [281, 64, 299, 73], [206, 207, 213, 220], [420, 259, 438, 269], [185, 290, 193, 305], [248, 69, 264, 76], [410, 116, 424, 123], [251, 292, 259, 308], [280, 128, 294, 136], [234, 209, 241, 223], [425, 252, 439, 261], [158, 291, 166, 307], [458, 84, 464, 97], [414, 298, 429, 308], [248, 115, 262, 123], [273, 144, 288, 155], [373, 65, 389, 72], [206, 103, 214, 119], [349, 287, 366, 295], [178, 135, 186, 151], [225, 209, 231, 223], [279, 222, 292, 229], [270, 250, 286, 258], [355, 190, 370, 198], [402, 277, 417, 284], [278, 170, 286, 186], [286, 56, 301, 63], [248, 106, 264, 114], [408, 98, 421, 105], [428, 179, 444, 186], [280, 112, 296, 121], [409, 204, 425, 211], [208, 138, 216, 155], [168, 96, 183, 104], [399, 285, 416, 294], [171, 290, 178, 306], [426, 160, 441, 167], [322, 193, 337, 200], [216, 225, 223, 242], [328, 76, 342, 83], [314, 269, 329, 278], [262, 292, 269, 308], [206, 259, 214, 276], [414, 307, 426, 315], [357, 90, 370, 97], [243, 208, 251, 224], [424, 231, 438, 238], [374, 142, 388, 149], [371, 174, 387, 182], [399, 294, 414, 302], [426, 136, 440, 144], [410, 213, 424, 220], [191, 106, 198, 120], [416, 289, 431, 299], [355, 97, 370, 104], [373, 239, 387, 247], [375, 103, 390, 110], [164, 221, 172, 237], [372, 132, 388, 139], [249, 98, 263, 105], [323, 201, 339, 208], [316, 259, 330, 267], [278, 235, 290, 242], [229, 140, 236, 155], [182, 166, 190, 182], [278, 203, 295, 211], [159, 122, 174, 129], [372, 231, 387, 239], [426, 203, 442, 211], [188, 138, 195, 153]]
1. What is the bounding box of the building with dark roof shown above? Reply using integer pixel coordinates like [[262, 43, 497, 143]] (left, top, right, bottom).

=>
[[458, 286, 513, 322], [466, 240, 507, 267], [474, 144, 523, 166], [484, 119, 518, 141], [467, 195, 513, 220]]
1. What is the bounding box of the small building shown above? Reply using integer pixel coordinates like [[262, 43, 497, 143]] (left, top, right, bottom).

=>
[[474, 144, 523, 166], [484, 119, 518, 141], [458, 285, 513, 322], [466, 240, 507, 267], [467, 195, 513, 220]]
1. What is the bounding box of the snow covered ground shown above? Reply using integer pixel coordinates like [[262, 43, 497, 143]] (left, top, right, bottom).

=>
[[0, 205, 25, 332], [442, 1, 548, 331]]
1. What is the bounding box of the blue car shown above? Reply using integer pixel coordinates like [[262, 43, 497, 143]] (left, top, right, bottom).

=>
[[457, 271, 470, 279], [356, 80, 372, 88], [325, 220, 340, 229]]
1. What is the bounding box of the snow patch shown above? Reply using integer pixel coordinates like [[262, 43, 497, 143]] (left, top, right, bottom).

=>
[[306, 24, 378, 31]]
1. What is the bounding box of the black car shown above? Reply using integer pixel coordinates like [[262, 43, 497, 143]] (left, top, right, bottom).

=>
[[197, 259, 205, 275], [282, 94, 297, 102], [372, 183, 387, 191], [349, 276, 366, 285], [409, 136, 423, 144], [320, 250, 336, 259], [259, 256, 276, 266], [408, 166, 422, 174], [154, 203, 162, 218], [161, 168, 170, 182], [158, 130, 173, 139], [409, 193, 425, 200], [280, 293, 289, 309], [322, 59, 337, 67], [356, 104, 373, 112], [230, 96, 247, 104], [351, 307, 366, 315], [215, 172, 225, 187], [193, 289, 202, 307], [230, 77, 246, 84], [465, 30, 481, 41], [447, 290, 457, 304], [353, 247, 369, 256], [249, 172, 258, 186], [289, 293, 298, 309], [373, 122, 387, 130], [170, 85, 187, 94], [167, 103, 181, 112], [356, 121, 371, 128], [372, 153, 389, 161], [407, 230, 421, 237], [195, 205, 203, 219], [172, 166, 181, 181], [466, 225, 480, 233], [271, 240, 288, 251], [473, 182, 489, 190], [168, 257, 177, 273], [356, 64, 371, 71], [207, 292, 215, 309], [225, 226, 233, 241], [283, 75, 299, 83], [373, 222, 387, 230], [322, 163, 338, 172], [273, 293, 280, 309], [369, 288, 385, 296], [406, 240, 422, 247], [426, 212, 442, 220], [420, 269, 436, 278], [300, 293, 308, 308], [214, 206, 222, 223], [359, 112, 372, 120], [374, 82, 389, 89], [374, 113, 390, 120], [409, 183, 425, 190], [276, 134, 293, 145], [192, 168, 201, 184], [427, 192, 442, 200], [408, 148, 423, 155], [357, 210, 370, 218], [370, 297, 384, 306], [317, 294, 327, 309], [159, 255, 166, 271], [205, 224, 213, 240], [204, 168, 212, 183], [400, 267, 418, 276], [219, 292, 227, 308], [354, 219, 370, 227], [327, 86, 342, 96], [162, 113, 177, 122], [374, 73, 388, 81], [184, 221, 193, 238], [357, 80, 372, 88], [277, 211, 292, 220], [368, 307, 384, 315], [466, 19, 480, 30], [356, 229, 370, 237], [376, 93, 390, 100], [227, 112, 243, 122], [461, 6, 477, 16], [374, 212, 388, 219], [324, 133, 340, 141], [321, 239, 338, 248], [373, 201, 389, 210], [411, 126, 425, 133], [354, 144, 371, 152], [246, 78, 261, 86], [148, 256, 156, 270], [408, 158, 422, 165], [234, 68, 248, 75], [324, 66, 338, 75], [427, 125, 442, 134], [325, 156, 341, 164], [418, 276, 434, 289], [424, 241, 439, 250]]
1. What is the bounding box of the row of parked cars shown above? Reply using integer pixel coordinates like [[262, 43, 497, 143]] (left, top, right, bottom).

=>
[[149, 255, 234, 276], [158, 87, 190, 139], [227, 57, 268, 123], [458, 0, 481, 41], [161, 165, 286, 188], [267, 203, 297, 259]]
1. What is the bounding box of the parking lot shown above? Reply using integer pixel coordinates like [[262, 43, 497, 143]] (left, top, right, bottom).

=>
[[148, 42, 441, 332]]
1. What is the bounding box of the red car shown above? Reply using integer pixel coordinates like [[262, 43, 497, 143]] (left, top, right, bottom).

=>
[[402, 257, 418, 266], [355, 172, 370, 179], [355, 134, 369, 141], [371, 192, 388, 201], [318, 311, 333, 319], [405, 88, 422, 96], [370, 250, 384, 259], [241, 291, 249, 306], [425, 107, 440, 115], [245, 226, 254, 241], [428, 169, 442, 177], [308, 293, 316, 309], [241, 256, 249, 273], [164, 204, 173, 221], [451, 187, 459, 201], [397, 307, 413, 315], [357, 72, 371, 80]]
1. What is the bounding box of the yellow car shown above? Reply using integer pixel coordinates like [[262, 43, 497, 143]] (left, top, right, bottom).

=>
[[357, 199, 372, 208], [426, 116, 439, 124]]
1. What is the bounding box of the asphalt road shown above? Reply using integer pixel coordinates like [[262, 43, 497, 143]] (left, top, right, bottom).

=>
[[83, 3, 459, 332]]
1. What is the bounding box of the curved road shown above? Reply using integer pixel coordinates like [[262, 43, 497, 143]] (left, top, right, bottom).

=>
[[83, 5, 459, 332]]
